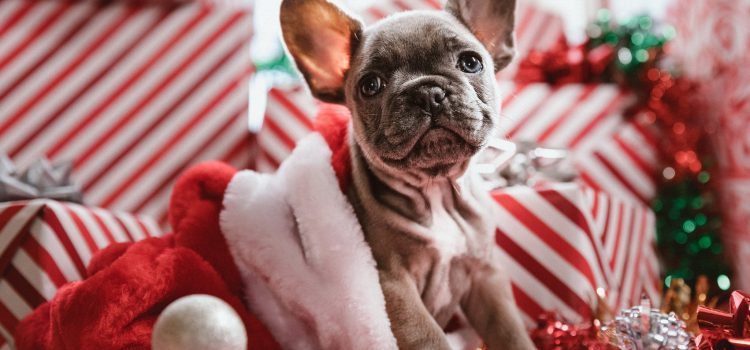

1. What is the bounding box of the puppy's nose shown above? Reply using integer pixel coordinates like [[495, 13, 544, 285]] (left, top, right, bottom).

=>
[[412, 85, 446, 115]]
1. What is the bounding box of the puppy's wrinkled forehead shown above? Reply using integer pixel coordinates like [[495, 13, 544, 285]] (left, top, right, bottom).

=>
[[354, 12, 484, 73]]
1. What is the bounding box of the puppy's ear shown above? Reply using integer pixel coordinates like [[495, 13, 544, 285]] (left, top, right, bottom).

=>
[[445, 0, 516, 71], [280, 0, 363, 103]]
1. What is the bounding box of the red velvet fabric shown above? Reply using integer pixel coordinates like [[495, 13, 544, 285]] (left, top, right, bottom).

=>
[[314, 103, 352, 192], [14, 106, 351, 349], [14, 162, 278, 350]]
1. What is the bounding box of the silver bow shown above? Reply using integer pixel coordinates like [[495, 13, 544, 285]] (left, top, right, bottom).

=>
[[600, 296, 695, 350], [0, 155, 83, 203], [476, 139, 578, 189]]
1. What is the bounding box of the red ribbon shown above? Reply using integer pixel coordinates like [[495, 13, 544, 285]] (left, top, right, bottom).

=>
[[515, 42, 614, 85], [696, 291, 750, 349]]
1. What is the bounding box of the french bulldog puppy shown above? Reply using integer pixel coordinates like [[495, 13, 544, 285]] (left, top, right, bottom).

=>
[[280, 0, 535, 349]]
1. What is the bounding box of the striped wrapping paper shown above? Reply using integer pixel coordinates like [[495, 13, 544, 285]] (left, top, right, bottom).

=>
[[0, 0, 255, 228], [358, 0, 443, 21], [496, 81, 658, 205], [256, 86, 316, 172], [0, 199, 161, 348], [490, 183, 659, 326]]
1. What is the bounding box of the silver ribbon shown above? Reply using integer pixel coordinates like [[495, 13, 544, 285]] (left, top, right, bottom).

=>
[[0, 154, 83, 203], [476, 138, 578, 189], [600, 296, 695, 350]]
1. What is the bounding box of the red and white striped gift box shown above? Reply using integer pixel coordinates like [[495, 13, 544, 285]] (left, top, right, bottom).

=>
[[0, 199, 161, 348], [256, 85, 316, 172], [497, 81, 659, 204], [359, 0, 443, 21], [490, 183, 659, 325], [0, 0, 255, 228]]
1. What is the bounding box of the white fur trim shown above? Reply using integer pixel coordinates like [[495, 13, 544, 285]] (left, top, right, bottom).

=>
[[220, 133, 398, 350]]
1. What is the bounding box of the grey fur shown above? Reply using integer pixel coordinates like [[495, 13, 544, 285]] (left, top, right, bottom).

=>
[[280, 1, 534, 348]]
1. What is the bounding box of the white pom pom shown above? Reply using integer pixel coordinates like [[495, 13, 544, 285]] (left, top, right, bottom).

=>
[[152, 294, 247, 350]]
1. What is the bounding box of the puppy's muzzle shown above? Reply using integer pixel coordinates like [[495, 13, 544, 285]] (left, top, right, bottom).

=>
[[411, 84, 446, 116]]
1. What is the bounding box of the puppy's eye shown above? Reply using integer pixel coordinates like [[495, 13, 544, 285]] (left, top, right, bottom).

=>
[[360, 74, 384, 97], [457, 53, 483, 74]]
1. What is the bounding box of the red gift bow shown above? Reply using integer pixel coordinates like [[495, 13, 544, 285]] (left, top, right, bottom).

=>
[[696, 291, 750, 349], [515, 42, 614, 85]]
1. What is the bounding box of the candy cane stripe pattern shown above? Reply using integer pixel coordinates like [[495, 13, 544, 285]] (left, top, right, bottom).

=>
[[0, 200, 161, 347], [491, 184, 658, 326], [0, 0, 256, 227], [497, 81, 658, 205]]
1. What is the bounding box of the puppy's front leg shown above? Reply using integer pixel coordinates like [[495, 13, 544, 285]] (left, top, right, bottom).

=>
[[461, 264, 535, 350], [379, 270, 451, 350]]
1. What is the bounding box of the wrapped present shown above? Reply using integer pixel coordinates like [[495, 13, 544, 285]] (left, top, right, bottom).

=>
[[0, 199, 161, 347], [496, 81, 658, 205], [256, 85, 317, 172], [490, 182, 660, 325], [0, 0, 255, 227], [496, 2, 567, 80]]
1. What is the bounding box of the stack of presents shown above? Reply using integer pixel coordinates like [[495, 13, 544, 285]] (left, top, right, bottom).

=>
[[0, 0, 662, 347]]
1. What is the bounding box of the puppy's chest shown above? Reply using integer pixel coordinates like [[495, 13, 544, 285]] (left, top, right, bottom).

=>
[[423, 185, 471, 258], [415, 185, 486, 318]]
